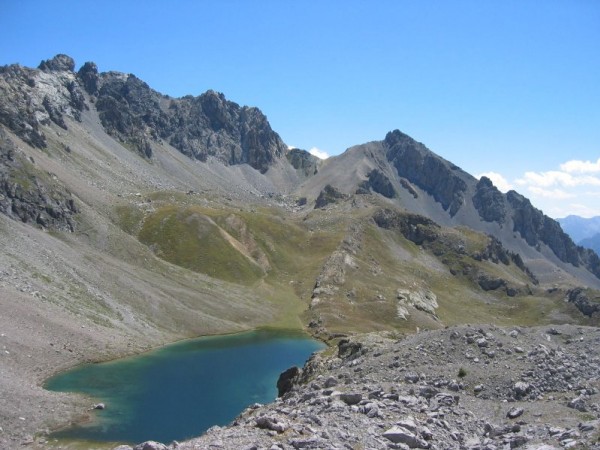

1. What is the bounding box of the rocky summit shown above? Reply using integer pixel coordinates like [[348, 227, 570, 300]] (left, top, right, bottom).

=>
[[0, 54, 600, 449]]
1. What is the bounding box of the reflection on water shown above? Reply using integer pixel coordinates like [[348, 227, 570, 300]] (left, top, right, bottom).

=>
[[46, 329, 324, 444]]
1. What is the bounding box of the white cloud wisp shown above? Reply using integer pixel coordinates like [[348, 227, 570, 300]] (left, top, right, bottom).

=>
[[309, 147, 330, 160]]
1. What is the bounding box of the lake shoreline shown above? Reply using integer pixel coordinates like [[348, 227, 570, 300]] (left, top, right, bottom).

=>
[[44, 329, 325, 446]]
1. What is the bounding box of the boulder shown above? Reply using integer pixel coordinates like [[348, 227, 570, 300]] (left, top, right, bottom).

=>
[[507, 407, 524, 419], [277, 366, 301, 397], [382, 426, 428, 448], [255, 415, 287, 433], [513, 381, 531, 399]]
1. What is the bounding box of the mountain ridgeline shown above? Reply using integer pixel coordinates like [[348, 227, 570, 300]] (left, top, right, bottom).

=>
[[0, 54, 288, 173], [5, 53, 600, 449], [0, 54, 599, 289]]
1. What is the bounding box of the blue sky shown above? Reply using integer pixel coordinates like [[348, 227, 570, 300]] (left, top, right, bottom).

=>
[[2, 1, 599, 218]]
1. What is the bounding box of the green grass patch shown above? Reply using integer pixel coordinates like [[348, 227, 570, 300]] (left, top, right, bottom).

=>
[[138, 205, 264, 285]]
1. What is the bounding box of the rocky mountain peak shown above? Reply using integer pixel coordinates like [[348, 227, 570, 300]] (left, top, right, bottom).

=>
[[38, 54, 75, 73], [0, 55, 288, 171], [384, 129, 470, 217], [77, 61, 99, 95]]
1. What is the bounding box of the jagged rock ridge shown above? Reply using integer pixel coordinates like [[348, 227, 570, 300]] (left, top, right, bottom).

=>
[[0, 53, 598, 281], [384, 129, 469, 217], [0, 54, 287, 172]]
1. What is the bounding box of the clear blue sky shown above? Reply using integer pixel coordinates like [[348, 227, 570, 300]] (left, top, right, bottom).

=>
[[2, 1, 599, 217]]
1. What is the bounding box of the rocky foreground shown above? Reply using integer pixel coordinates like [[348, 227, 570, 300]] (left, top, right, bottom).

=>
[[117, 324, 600, 450]]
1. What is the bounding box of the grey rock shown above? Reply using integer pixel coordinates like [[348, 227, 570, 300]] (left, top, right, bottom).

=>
[[472, 176, 506, 223], [255, 416, 287, 433], [132, 442, 169, 450], [513, 382, 531, 399], [567, 396, 587, 412], [323, 376, 338, 388], [314, 184, 347, 209], [382, 426, 428, 448], [0, 129, 77, 231], [286, 148, 319, 177], [38, 54, 75, 72], [289, 437, 327, 449], [338, 392, 362, 405], [277, 366, 301, 397], [507, 407, 524, 419], [358, 168, 396, 198], [384, 129, 467, 217], [566, 288, 600, 317]]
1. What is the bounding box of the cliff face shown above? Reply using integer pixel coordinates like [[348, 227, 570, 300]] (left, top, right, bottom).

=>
[[384, 130, 469, 217], [0, 54, 86, 148], [0, 127, 77, 231], [505, 191, 600, 279], [0, 54, 287, 173], [92, 70, 287, 171]]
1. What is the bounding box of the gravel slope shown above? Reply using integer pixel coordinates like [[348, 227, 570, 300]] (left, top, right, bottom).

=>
[[132, 324, 600, 450]]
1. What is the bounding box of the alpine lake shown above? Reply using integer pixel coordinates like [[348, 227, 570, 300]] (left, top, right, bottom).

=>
[[45, 329, 325, 446]]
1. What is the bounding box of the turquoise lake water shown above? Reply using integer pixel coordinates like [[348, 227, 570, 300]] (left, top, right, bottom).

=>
[[45, 329, 325, 445]]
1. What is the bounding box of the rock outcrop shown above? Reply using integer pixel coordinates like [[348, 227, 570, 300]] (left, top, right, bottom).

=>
[[507, 190, 600, 278], [0, 54, 287, 171], [0, 128, 77, 231], [286, 148, 319, 177], [0, 55, 86, 148], [566, 287, 600, 317], [357, 168, 396, 198], [373, 208, 439, 245], [95, 72, 287, 169], [384, 129, 469, 216], [314, 184, 347, 209], [473, 176, 506, 223]]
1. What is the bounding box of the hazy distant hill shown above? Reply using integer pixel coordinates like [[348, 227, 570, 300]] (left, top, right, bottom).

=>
[[558, 215, 600, 243], [580, 233, 600, 256]]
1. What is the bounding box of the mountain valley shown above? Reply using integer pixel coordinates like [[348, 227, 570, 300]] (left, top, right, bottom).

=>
[[1, 55, 600, 449]]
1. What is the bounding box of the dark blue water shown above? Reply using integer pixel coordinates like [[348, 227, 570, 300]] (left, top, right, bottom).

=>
[[45, 329, 324, 445]]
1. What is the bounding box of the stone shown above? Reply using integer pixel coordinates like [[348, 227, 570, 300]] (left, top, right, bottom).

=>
[[277, 366, 301, 397], [323, 376, 338, 388], [513, 382, 531, 399], [382, 426, 428, 448], [397, 417, 418, 432], [507, 407, 524, 419], [289, 437, 327, 449], [338, 392, 362, 405], [255, 416, 287, 433], [567, 396, 587, 412]]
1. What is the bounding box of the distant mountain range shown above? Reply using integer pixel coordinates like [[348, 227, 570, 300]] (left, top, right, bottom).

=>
[[558, 215, 600, 255]]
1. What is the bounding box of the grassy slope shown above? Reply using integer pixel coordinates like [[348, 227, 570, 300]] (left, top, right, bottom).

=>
[[296, 201, 600, 335]]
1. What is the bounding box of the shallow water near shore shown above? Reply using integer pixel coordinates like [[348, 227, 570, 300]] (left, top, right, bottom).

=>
[[45, 329, 325, 445]]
